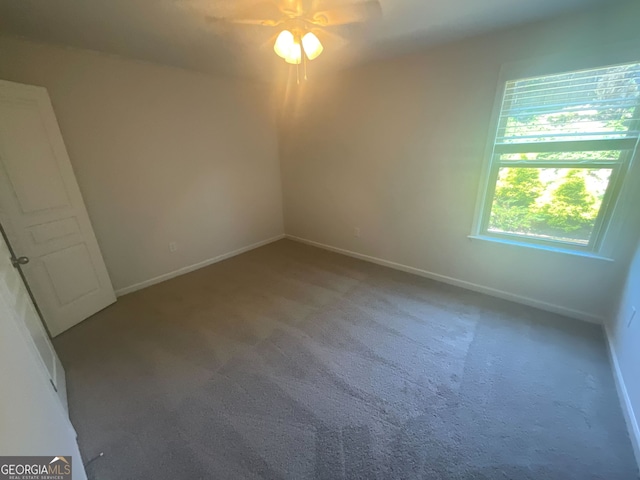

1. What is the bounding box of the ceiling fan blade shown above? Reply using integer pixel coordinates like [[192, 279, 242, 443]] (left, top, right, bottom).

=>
[[205, 0, 285, 27], [312, 28, 349, 50], [311, 0, 381, 26], [206, 15, 282, 27]]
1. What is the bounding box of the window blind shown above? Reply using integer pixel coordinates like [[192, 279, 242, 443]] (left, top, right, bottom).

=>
[[495, 62, 640, 145]]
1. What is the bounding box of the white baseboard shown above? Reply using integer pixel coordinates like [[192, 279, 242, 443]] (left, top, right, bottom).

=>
[[285, 234, 604, 325], [605, 325, 640, 470], [115, 234, 285, 296]]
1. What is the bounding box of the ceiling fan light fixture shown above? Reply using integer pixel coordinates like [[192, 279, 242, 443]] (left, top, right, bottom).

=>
[[302, 32, 323, 60], [274, 29, 294, 59], [284, 42, 302, 64]]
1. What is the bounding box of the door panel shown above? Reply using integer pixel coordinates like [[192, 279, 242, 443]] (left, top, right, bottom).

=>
[[29, 217, 81, 245], [0, 101, 70, 213], [0, 79, 116, 336], [42, 244, 101, 305]]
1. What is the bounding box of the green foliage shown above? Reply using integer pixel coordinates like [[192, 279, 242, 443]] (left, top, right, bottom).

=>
[[490, 204, 537, 233], [490, 168, 542, 233], [541, 170, 596, 233], [495, 168, 543, 208], [490, 168, 600, 240]]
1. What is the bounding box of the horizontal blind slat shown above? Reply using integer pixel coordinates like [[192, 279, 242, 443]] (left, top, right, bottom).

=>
[[493, 137, 637, 153], [501, 99, 638, 114]]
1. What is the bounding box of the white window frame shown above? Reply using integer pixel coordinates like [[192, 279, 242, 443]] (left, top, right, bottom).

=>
[[471, 47, 640, 257]]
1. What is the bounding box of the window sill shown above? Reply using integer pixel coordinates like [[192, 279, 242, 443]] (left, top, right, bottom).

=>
[[467, 235, 614, 262]]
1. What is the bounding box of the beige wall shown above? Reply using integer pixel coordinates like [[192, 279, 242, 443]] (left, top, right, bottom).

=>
[[280, 0, 640, 322], [0, 36, 284, 292], [609, 239, 640, 467]]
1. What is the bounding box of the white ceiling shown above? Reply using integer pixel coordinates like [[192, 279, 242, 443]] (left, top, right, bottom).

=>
[[0, 0, 618, 80]]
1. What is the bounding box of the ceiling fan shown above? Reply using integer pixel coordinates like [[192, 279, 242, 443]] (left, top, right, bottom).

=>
[[204, 0, 382, 79]]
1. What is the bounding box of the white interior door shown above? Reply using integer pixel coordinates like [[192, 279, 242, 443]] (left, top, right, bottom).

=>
[[0, 229, 67, 409], [0, 79, 115, 336]]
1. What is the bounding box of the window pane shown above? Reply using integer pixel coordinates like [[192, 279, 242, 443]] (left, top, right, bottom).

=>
[[498, 62, 640, 143], [488, 167, 612, 245], [499, 151, 622, 162]]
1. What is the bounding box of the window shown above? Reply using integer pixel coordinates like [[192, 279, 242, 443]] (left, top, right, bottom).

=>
[[475, 61, 640, 252]]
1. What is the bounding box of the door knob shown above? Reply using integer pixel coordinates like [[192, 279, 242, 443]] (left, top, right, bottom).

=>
[[11, 256, 29, 268]]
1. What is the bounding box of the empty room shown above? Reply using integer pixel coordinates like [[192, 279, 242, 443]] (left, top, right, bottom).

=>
[[1, 0, 639, 479]]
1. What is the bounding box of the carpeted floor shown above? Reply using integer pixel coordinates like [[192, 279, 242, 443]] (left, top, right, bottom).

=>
[[54, 239, 638, 480]]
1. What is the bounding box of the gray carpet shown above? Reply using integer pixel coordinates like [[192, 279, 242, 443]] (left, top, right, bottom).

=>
[[54, 239, 638, 480]]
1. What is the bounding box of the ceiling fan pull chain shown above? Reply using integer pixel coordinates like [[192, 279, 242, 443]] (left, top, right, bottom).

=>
[[304, 44, 308, 81]]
